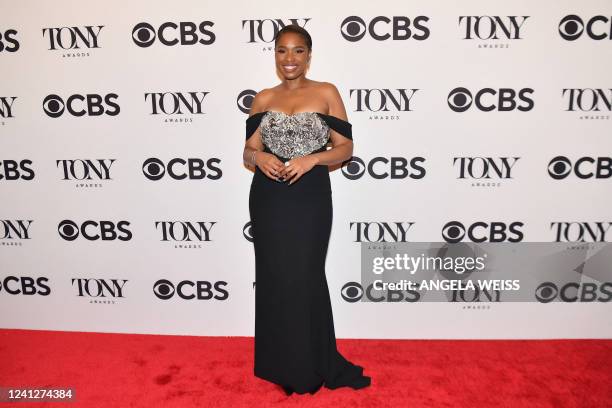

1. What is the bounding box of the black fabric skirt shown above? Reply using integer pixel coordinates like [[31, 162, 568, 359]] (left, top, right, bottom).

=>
[[249, 159, 370, 395]]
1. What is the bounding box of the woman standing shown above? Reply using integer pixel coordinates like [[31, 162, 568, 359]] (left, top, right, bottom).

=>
[[243, 24, 371, 396]]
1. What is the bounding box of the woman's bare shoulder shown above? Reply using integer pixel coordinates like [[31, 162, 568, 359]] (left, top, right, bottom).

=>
[[314, 82, 342, 109], [250, 88, 275, 115], [316, 81, 340, 93]]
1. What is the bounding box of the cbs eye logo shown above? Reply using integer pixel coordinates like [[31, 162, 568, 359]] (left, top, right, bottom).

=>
[[535, 282, 558, 303], [442, 221, 466, 243], [558, 15, 584, 40], [559, 15, 612, 41], [58, 220, 79, 241], [547, 156, 572, 179], [243, 221, 254, 242], [153, 279, 176, 300], [341, 282, 364, 302], [341, 16, 367, 42], [447, 87, 473, 112], [132, 23, 157, 47], [341, 156, 366, 179], [43, 95, 65, 117], [142, 158, 166, 180], [237, 89, 256, 114]]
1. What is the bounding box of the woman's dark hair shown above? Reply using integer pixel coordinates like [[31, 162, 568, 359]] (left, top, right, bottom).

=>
[[274, 24, 312, 50]]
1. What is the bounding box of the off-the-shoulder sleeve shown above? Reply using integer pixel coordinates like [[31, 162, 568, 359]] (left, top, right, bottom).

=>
[[316, 113, 352, 140], [246, 111, 267, 140]]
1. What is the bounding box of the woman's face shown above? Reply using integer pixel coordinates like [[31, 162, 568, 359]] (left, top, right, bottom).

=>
[[275, 32, 310, 80]]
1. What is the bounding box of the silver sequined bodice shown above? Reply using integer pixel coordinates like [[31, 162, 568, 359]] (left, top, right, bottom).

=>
[[260, 111, 330, 159]]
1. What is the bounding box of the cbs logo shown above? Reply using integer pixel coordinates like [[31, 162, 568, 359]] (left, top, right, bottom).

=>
[[340, 16, 430, 42], [342, 156, 426, 180], [442, 221, 524, 243], [43, 94, 120, 117], [142, 158, 222, 181], [0, 29, 19, 52], [559, 15, 612, 41], [548, 156, 612, 180], [153, 279, 228, 300], [243, 221, 254, 242], [341, 281, 420, 302], [58, 220, 132, 241], [447, 87, 534, 112], [132, 22, 215, 47], [0, 160, 34, 181], [0, 276, 50, 296], [237, 89, 257, 114], [535, 282, 612, 303]]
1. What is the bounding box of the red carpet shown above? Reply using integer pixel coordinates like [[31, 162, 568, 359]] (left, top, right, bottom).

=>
[[0, 329, 610, 407]]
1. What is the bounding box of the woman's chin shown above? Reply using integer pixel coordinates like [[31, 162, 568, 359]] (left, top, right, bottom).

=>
[[281, 70, 302, 79]]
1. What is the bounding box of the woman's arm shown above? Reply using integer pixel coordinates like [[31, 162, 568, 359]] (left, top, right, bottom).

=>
[[243, 92, 266, 167], [243, 90, 284, 179], [307, 82, 353, 166]]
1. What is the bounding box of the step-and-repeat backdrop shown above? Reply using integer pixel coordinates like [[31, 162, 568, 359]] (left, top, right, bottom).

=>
[[2, 0, 611, 339]]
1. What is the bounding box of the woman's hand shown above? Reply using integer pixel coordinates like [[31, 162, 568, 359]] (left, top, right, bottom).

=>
[[254, 151, 285, 181], [279, 155, 318, 185]]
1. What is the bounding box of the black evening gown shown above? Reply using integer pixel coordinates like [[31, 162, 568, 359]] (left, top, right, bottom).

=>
[[246, 111, 371, 395]]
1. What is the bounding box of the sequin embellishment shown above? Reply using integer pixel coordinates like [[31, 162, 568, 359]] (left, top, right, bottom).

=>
[[260, 111, 330, 159]]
